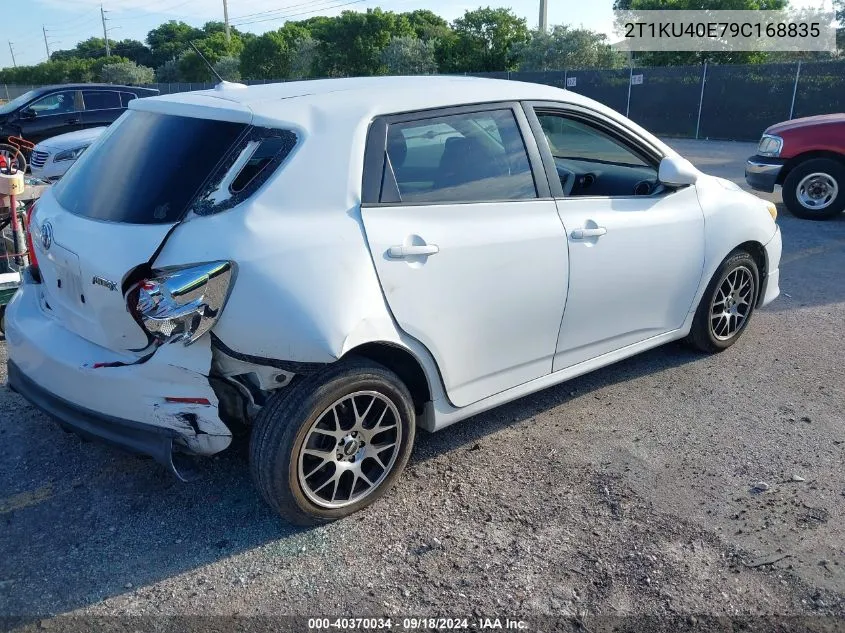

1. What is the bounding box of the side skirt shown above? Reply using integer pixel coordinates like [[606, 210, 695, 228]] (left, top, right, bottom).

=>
[[421, 328, 687, 432]]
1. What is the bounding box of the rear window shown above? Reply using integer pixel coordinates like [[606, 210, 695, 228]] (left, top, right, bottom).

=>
[[54, 110, 247, 224]]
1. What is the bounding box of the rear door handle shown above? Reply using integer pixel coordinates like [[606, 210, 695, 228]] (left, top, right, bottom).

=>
[[387, 244, 440, 259], [66, 118, 80, 124], [570, 227, 607, 240]]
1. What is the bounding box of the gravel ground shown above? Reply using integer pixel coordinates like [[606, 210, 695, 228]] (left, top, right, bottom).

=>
[[1, 139, 844, 630]]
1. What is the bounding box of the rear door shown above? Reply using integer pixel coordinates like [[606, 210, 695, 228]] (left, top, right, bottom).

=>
[[360, 103, 569, 408], [29, 108, 250, 352], [80, 89, 124, 129]]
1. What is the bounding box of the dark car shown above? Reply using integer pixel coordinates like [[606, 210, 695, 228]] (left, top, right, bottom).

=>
[[0, 84, 159, 147], [745, 113, 845, 220]]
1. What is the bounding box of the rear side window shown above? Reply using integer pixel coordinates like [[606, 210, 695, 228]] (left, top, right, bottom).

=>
[[83, 90, 121, 110], [120, 92, 137, 107], [54, 111, 247, 224], [383, 109, 536, 204]]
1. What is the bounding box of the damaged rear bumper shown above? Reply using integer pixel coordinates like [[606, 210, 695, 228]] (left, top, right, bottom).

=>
[[5, 281, 232, 472], [8, 360, 189, 475]]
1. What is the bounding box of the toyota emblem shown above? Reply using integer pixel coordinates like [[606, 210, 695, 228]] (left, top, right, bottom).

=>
[[41, 221, 53, 250]]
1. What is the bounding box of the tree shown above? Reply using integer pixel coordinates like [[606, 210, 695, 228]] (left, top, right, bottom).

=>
[[146, 21, 204, 68], [112, 40, 154, 67], [403, 9, 452, 41], [50, 37, 109, 61], [381, 36, 438, 75], [100, 60, 155, 84], [214, 56, 241, 81], [177, 31, 244, 81], [310, 9, 414, 76], [442, 7, 530, 73], [240, 24, 311, 80], [517, 26, 624, 70], [155, 58, 181, 82], [290, 36, 319, 79]]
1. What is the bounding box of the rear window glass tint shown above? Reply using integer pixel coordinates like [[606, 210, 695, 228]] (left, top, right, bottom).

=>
[[83, 90, 121, 110], [54, 110, 246, 224]]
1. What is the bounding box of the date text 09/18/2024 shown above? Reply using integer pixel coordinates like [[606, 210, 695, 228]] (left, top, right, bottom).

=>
[[307, 618, 529, 630]]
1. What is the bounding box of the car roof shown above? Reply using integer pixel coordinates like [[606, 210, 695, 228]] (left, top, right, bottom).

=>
[[130, 76, 675, 157], [133, 76, 594, 123], [199, 76, 569, 105], [31, 84, 159, 94]]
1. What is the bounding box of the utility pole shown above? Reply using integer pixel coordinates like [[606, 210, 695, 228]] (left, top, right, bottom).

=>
[[538, 0, 548, 32], [8, 41, 16, 67], [101, 4, 110, 56], [42, 26, 50, 58], [223, 0, 230, 43]]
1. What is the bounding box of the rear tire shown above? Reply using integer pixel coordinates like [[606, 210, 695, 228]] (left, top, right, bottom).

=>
[[686, 251, 759, 353], [782, 158, 845, 220], [249, 358, 415, 525]]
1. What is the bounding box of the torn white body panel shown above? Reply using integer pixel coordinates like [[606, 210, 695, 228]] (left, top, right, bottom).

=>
[[5, 284, 230, 455]]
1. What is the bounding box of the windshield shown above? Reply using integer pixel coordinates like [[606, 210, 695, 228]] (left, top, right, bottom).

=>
[[0, 90, 39, 115], [53, 110, 248, 224]]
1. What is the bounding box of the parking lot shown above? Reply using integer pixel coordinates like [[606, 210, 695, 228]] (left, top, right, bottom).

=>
[[1, 139, 843, 625]]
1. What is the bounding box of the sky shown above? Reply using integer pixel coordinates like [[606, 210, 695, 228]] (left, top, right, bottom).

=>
[[3, 0, 834, 70], [2, 0, 620, 69]]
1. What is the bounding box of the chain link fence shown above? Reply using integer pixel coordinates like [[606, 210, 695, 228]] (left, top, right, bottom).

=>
[[3, 60, 843, 141]]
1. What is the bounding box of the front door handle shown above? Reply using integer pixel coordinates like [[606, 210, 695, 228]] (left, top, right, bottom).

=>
[[570, 227, 607, 240], [387, 244, 440, 259], [66, 118, 80, 124]]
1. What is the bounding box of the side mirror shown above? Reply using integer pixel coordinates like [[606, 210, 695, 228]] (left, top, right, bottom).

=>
[[658, 155, 698, 187], [19, 108, 35, 120]]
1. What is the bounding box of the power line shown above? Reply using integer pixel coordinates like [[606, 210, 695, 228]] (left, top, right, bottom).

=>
[[107, 0, 204, 21], [44, 7, 101, 31], [231, 0, 368, 27], [230, 0, 353, 22]]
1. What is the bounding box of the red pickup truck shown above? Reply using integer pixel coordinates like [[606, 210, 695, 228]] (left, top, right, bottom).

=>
[[745, 113, 845, 220]]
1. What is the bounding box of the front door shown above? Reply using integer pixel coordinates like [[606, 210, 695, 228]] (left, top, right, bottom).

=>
[[360, 105, 569, 408], [527, 108, 706, 370], [19, 90, 82, 143]]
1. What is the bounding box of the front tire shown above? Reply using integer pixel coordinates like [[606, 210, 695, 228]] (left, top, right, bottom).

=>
[[250, 358, 415, 525], [782, 158, 845, 220], [686, 251, 759, 353]]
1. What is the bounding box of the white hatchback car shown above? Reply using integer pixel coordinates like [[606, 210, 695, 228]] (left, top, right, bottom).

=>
[[6, 77, 781, 524]]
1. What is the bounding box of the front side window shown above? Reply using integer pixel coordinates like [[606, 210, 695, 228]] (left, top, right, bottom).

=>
[[28, 91, 77, 116], [536, 113, 660, 198], [83, 90, 121, 110], [383, 109, 536, 204]]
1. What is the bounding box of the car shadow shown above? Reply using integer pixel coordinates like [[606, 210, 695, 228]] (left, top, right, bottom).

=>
[[0, 339, 702, 621]]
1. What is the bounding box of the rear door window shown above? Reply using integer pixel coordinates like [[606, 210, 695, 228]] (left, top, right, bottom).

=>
[[54, 110, 248, 224], [120, 92, 137, 107], [82, 90, 121, 110], [384, 109, 537, 204]]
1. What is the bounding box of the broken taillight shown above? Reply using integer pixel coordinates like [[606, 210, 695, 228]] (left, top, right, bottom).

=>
[[127, 261, 235, 346]]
